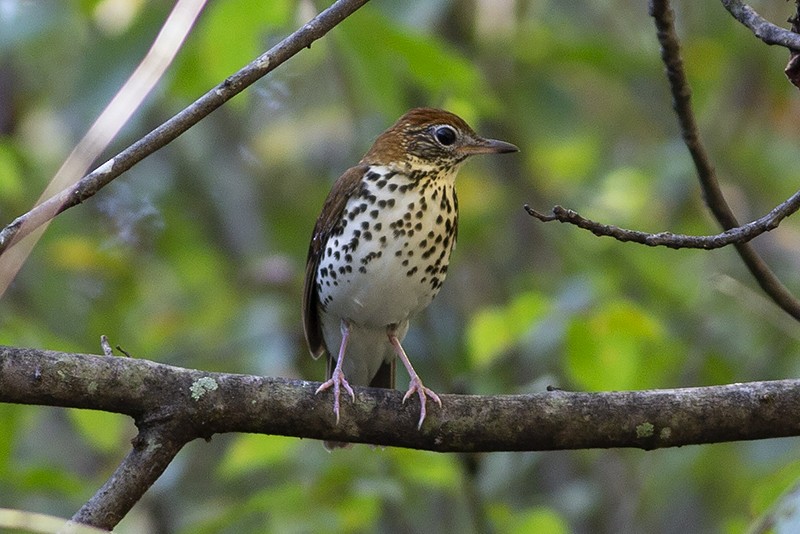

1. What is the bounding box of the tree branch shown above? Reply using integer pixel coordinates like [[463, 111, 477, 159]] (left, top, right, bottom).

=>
[[0, 0, 370, 257], [649, 0, 800, 320], [720, 0, 800, 50], [524, 186, 800, 249], [785, 1, 800, 88], [4, 334, 800, 529], [71, 422, 190, 530], [4, 345, 800, 478], [6, 345, 800, 452], [6, 336, 800, 530]]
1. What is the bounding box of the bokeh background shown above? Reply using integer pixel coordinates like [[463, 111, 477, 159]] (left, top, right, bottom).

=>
[[2, 0, 800, 532]]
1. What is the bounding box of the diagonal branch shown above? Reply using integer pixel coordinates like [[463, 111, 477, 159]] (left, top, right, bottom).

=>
[[71, 422, 191, 530], [524, 186, 800, 249], [0, 0, 371, 258], [650, 0, 800, 321]]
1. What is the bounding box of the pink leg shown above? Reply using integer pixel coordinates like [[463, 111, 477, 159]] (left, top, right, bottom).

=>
[[315, 320, 355, 423], [388, 329, 441, 429]]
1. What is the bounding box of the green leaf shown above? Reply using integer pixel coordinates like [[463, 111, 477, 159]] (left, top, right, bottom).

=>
[[17, 465, 84, 494], [0, 405, 23, 478], [0, 142, 23, 204], [529, 133, 601, 190], [749, 476, 800, 534], [750, 459, 800, 518], [173, 0, 292, 98], [565, 299, 679, 390], [468, 291, 550, 369], [218, 434, 297, 479], [68, 409, 131, 454], [509, 507, 569, 534], [336, 11, 492, 116], [488, 504, 569, 534], [389, 448, 460, 490], [591, 166, 653, 226]]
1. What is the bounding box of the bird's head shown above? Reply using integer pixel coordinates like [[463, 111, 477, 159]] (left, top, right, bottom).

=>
[[361, 108, 518, 171]]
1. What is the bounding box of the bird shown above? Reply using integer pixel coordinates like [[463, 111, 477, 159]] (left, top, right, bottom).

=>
[[302, 108, 518, 442]]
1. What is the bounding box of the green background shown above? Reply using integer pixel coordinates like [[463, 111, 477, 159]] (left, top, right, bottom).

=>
[[1, 0, 800, 532]]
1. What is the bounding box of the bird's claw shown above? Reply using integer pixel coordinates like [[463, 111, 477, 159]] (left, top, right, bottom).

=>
[[402, 377, 441, 429], [316, 369, 355, 424]]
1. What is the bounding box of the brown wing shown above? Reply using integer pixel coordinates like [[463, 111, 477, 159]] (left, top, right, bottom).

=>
[[302, 164, 370, 359]]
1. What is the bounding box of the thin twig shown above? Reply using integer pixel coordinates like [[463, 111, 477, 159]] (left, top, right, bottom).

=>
[[650, 0, 800, 321], [524, 187, 800, 249], [720, 0, 800, 50], [785, 1, 800, 87], [0, 0, 371, 258]]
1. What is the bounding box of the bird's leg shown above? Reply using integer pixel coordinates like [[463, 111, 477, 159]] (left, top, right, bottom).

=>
[[315, 319, 355, 424], [387, 326, 441, 429]]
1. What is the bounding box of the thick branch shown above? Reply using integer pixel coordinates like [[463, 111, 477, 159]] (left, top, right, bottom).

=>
[[6, 345, 800, 528], [3, 346, 800, 452], [720, 0, 800, 50], [650, 0, 800, 321], [524, 188, 800, 249], [0, 0, 370, 256]]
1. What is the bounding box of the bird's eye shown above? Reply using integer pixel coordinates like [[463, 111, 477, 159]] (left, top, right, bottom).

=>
[[433, 125, 457, 146]]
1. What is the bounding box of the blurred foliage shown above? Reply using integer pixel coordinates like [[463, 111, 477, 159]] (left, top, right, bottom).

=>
[[2, 0, 800, 532]]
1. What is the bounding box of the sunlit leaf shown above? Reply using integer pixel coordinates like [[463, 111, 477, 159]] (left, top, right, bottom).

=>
[[389, 448, 460, 489], [750, 459, 800, 518], [17, 466, 84, 494], [529, 133, 601, 189], [565, 299, 679, 391], [218, 434, 297, 479], [172, 0, 292, 98], [0, 405, 22, 478], [336, 10, 492, 116], [48, 236, 125, 273], [591, 166, 654, 226], [468, 291, 550, 369], [68, 409, 131, 454], [509, 506, 569, 534], [0, 142, 23, 204], [750, 477, 800, 534]]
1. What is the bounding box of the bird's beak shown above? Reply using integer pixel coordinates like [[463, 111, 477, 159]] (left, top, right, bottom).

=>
[[460, 137, 519, 155]]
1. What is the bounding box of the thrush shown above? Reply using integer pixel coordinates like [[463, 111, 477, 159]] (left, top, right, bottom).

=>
[[302, 108, 518, 440]]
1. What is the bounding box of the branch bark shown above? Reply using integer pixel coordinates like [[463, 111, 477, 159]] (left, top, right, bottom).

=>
[[720, 0, 800, 50], [524, 187, 800, 249], [4, 344, 800, 528], [652, 1, 800, 320], [530, 2, 800, 320], [0, 346, 800, 486], [71, 423, 190, 529], [6, 346, 800, 452]]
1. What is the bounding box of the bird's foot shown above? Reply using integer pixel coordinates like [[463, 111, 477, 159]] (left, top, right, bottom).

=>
[[315, 368, 355, 424], [402, 377, 442, 429]]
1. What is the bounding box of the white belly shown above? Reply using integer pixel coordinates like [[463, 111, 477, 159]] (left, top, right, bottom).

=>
[[316, 166, 457, 329]]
